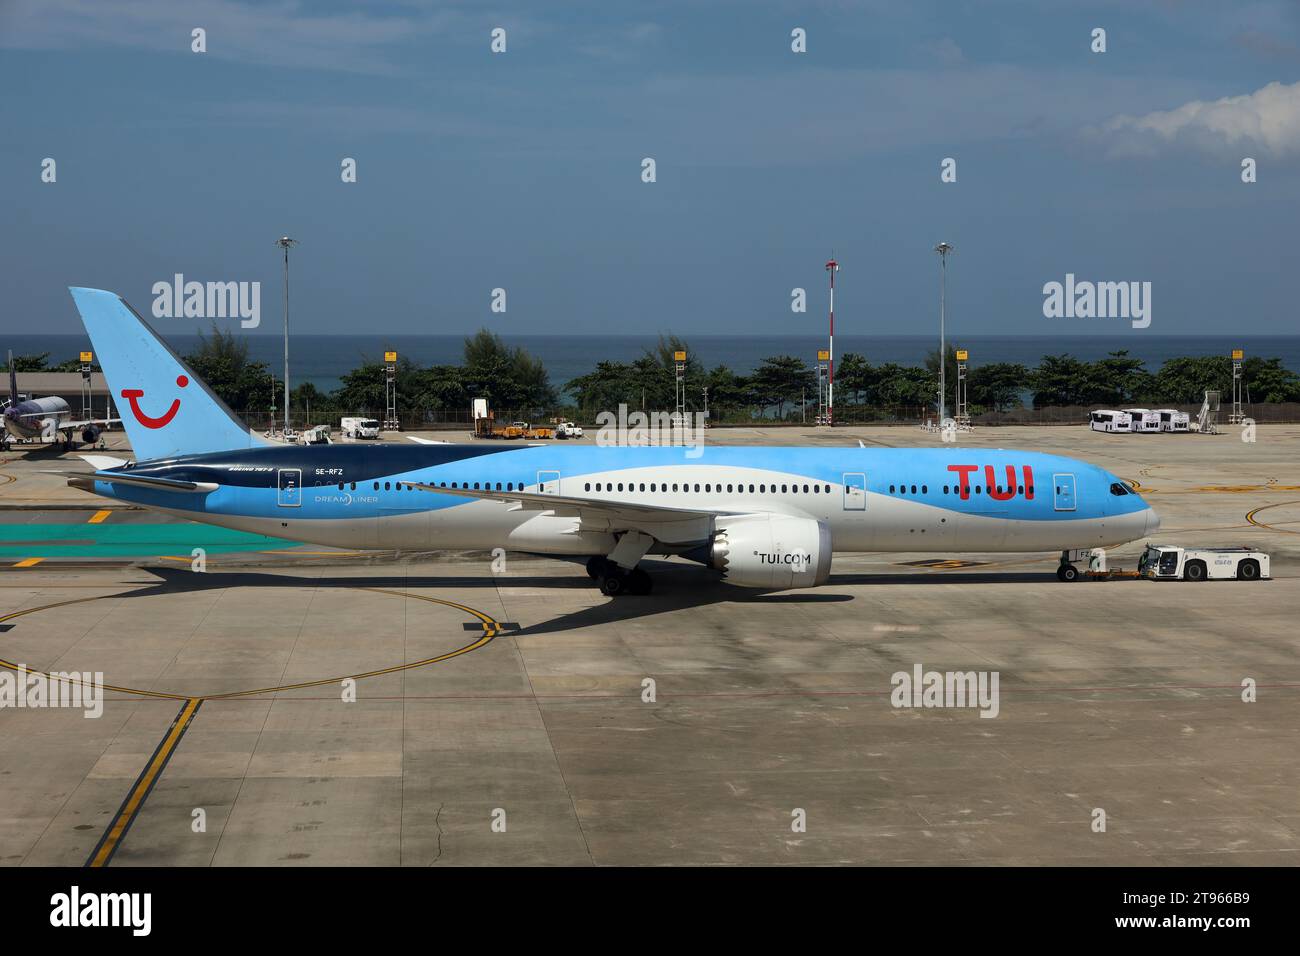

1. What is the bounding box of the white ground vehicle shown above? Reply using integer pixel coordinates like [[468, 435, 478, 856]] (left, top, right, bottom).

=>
[[1153, 409, 1190, 433], [341, 417, 381, 440], [299, 425, 331, 445], [1123, 408, 1162, 433], [1089, 410, 1132, 433], [553, 421, 584, 439], [1139, 545, 1269, 581]]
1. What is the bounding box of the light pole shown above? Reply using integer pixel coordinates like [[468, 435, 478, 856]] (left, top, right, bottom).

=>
[[275, 236, 297, 435], [825, 256, 838, 425], [933, 242, 953, 423]]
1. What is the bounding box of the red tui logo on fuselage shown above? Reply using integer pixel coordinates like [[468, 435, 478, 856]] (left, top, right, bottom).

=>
[[947, 464, 1035, 500]]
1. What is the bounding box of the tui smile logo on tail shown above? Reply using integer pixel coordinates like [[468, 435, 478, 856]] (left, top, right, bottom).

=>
[[121, 376, 188, 429]]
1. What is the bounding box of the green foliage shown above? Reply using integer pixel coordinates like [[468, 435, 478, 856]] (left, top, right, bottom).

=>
[[2, 353, 51, 372], [183, 324, 279, 423], [750, 355, 814, 418], [968, 363, 1028, 411]]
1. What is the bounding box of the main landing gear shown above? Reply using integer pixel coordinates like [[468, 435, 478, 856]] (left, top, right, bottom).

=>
[[586, 556, 653, 596]]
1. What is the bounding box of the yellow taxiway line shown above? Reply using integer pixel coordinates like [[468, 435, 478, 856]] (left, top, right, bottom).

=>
[[86, 697, 203, 868]]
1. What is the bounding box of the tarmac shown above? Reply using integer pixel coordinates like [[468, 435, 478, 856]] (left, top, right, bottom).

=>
[[0, 422, 1297, 865]]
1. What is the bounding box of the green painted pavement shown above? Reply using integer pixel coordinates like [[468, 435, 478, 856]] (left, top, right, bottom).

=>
[[0, 522, 300, 558]]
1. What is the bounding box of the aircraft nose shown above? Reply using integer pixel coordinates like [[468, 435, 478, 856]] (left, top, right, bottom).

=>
[[1144, 507, 1160, 535]]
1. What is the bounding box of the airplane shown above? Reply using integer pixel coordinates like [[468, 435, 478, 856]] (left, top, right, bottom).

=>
[[63, 287, 1160, 594], [2, 351, 120, 451]]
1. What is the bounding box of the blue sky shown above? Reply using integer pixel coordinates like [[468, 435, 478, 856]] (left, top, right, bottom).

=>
[[1, 0, 1298, 339]]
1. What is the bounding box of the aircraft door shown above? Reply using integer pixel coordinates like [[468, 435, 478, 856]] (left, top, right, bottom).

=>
[[1052, 473, 1077, 512], [277, 468, 302, 507], [842, 472, 866, 510], [537, 470, 560, 494]]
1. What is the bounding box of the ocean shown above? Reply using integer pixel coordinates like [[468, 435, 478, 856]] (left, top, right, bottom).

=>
[[8, 333, 1299, 396]]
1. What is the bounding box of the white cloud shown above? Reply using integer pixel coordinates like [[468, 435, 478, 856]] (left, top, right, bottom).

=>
[[1100, 80, 1300, 157]]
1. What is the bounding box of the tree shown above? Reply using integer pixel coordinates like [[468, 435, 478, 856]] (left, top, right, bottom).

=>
[[968, 362, 1029, 411], [750, 355, 814, 418], [702, 364, 752, 421], [834, 352, 873, 406], [462, 329, 555, 410], [183, 324, 277, 424], [874, 363, 936, 408], [1150, 357, 1231, 405], [1030, 354, 1092, 407], [1087, 351, 1154, 405], [2, 353, 51, 372], [1241, 357, 1300, 404]]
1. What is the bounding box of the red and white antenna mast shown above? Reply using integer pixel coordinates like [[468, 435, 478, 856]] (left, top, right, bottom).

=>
[[825, 255, 839, 426]]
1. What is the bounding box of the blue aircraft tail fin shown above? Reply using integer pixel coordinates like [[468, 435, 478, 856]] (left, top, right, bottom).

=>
[[68, 288, 270, 460]]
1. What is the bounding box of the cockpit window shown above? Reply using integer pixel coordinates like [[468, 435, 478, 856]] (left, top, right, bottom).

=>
[[1109, 482, 1129, 496]]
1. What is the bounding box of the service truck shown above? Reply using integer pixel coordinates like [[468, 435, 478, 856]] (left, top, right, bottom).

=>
[[1139, 545, 1269, 581], [341, 417, 381, 440]]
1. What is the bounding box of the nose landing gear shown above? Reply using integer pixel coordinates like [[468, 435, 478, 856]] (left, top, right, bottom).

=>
[[1055, 562, 1080, 582]]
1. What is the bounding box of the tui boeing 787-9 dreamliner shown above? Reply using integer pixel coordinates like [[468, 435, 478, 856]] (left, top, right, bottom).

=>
[[64, 287, 1158, 595]]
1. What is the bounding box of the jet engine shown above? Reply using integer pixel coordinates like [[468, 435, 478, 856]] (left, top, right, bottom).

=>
[[707, 514, 832, 589], [80, 424, 102, 445]]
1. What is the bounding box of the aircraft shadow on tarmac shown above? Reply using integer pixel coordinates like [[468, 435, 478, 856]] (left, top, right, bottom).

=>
[[118, 562, 1050, 639]]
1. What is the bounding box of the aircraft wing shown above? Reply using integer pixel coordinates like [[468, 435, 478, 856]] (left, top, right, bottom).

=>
[[61, 418, 121, 431], [57, 469, 217, 493], [407, 481, 735, 543]]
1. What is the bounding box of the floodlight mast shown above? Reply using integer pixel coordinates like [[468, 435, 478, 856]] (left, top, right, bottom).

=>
[[275, 236, 298, 435], [825, 256, 838, 425], [933, 242, 953, 423]]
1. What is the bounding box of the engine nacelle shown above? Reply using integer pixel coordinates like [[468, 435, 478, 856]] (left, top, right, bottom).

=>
[[708, 514, 832, 589], [80, 424, 102, 445]]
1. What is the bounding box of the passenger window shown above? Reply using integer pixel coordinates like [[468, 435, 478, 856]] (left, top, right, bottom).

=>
[[921, 485, 927, 494]]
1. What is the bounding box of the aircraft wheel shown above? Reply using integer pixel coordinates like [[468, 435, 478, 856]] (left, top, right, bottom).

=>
[[1057, 564, 1079, 582], [599, 572, 626, 597], [586, 556, 606, 580], [626, 568, 652, 596]]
